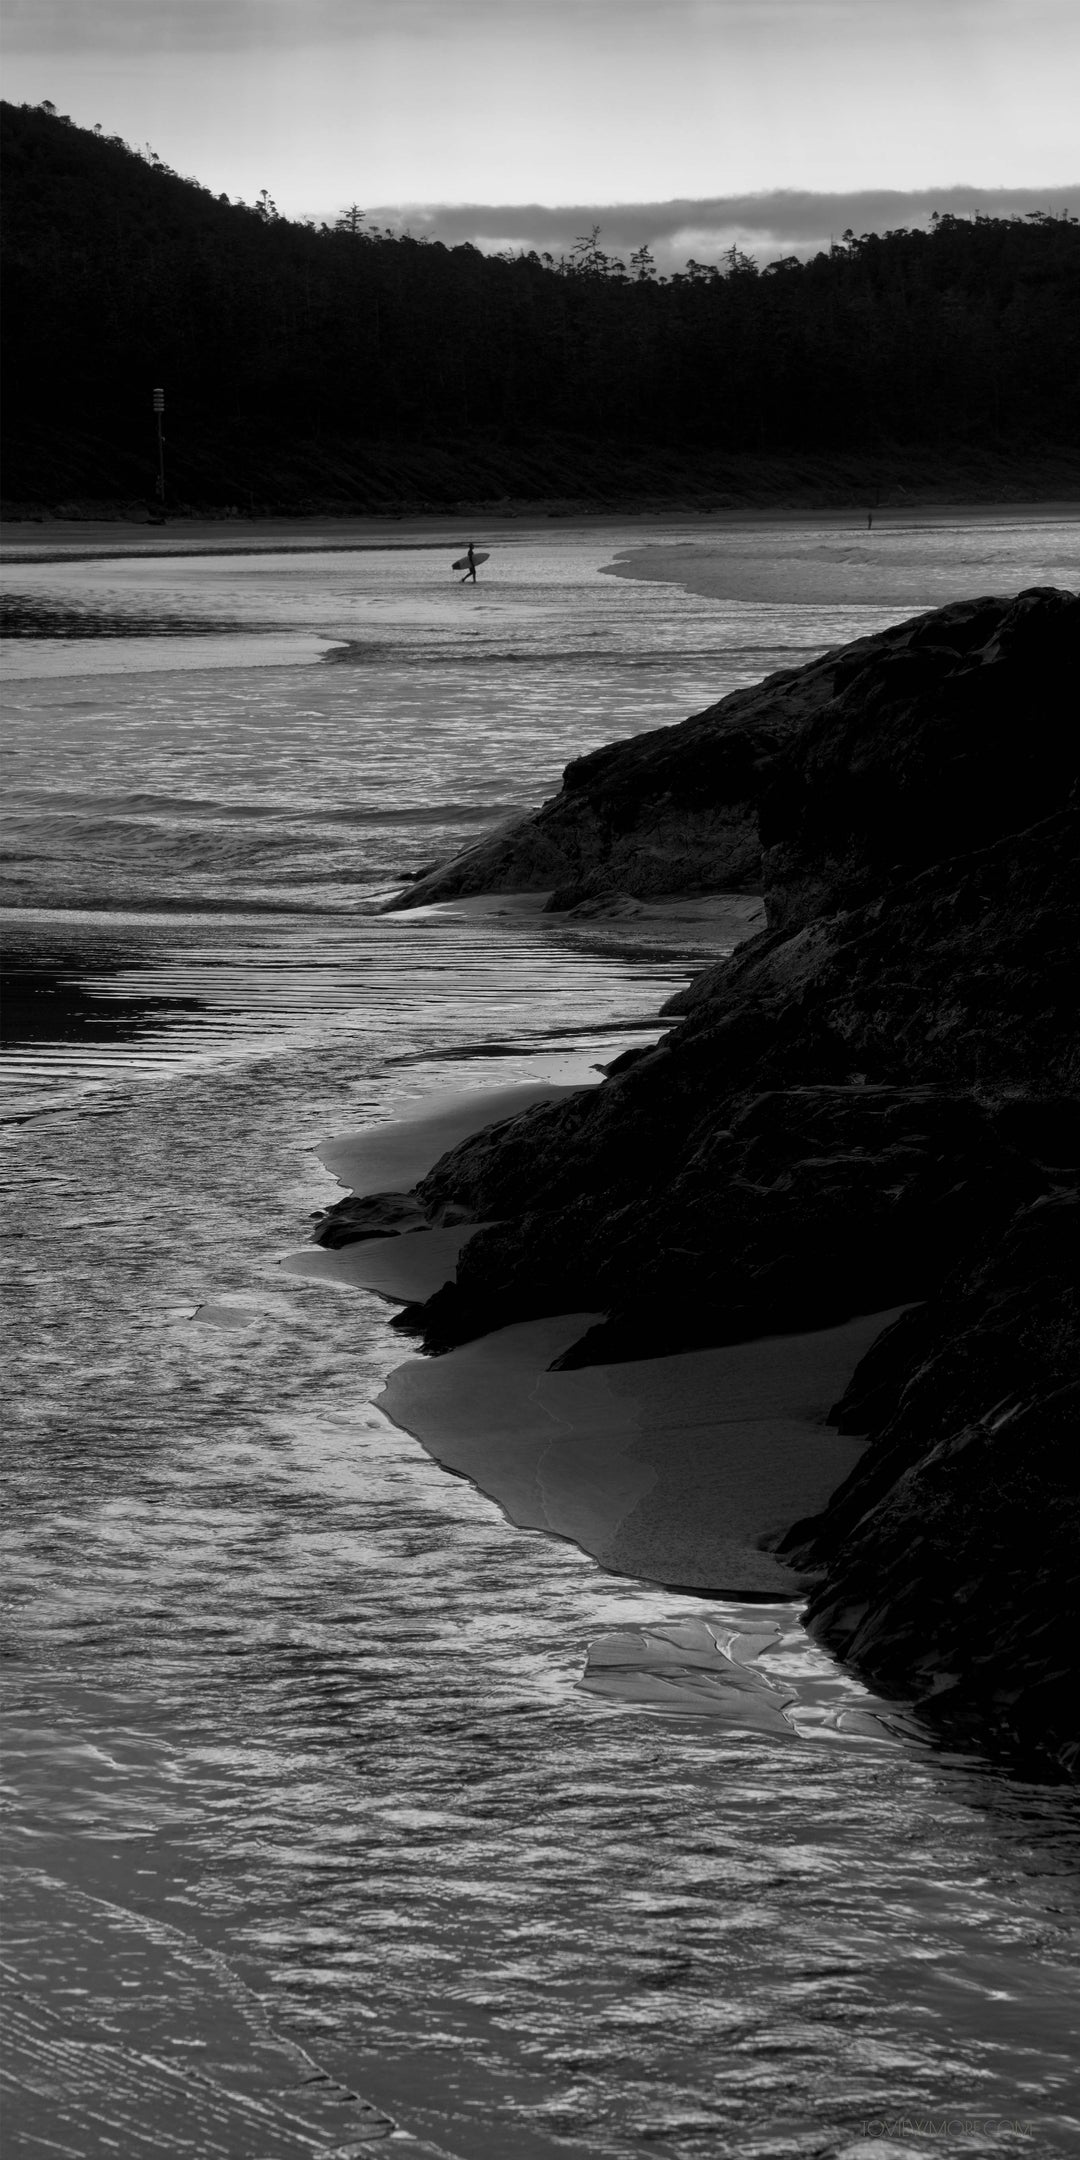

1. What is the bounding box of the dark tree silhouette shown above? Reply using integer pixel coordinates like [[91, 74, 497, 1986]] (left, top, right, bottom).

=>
[[2, 101, 1078, 508]]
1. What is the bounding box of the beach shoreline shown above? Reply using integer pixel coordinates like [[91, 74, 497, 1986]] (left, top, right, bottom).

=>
[[3, 497, 1078, 564], [7, 478, 1079, 2155], [378, 1304, 902, 1598], [286, 1072, 900, 1601]]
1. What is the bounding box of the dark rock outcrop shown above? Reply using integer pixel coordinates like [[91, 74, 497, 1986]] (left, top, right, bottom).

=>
[[382, 586, 1080, 1768], [388, 596, 1048, 911], [756, 585, 1079, 927], [403, 804, 1079, 1365], [408, 1081, 1059, 1366], [312, 1191, 429, 1246], [783, 1194, 1080, 1774], [388, 588, 1077, 913]]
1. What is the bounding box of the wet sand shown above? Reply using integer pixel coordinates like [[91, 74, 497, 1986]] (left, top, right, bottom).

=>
[[1, 1868, 408, 2158], [380, 1307, 900, 1595], [285, 1224, 480, 1304], [293, 1231, 895, 1595], [604, 519, 1080, 609], [290, 1078, 899, 1597], [4, 500, 1077, 563], [283, 1078, 589, 1307]]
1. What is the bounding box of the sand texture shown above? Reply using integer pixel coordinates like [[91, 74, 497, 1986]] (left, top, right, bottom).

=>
[[285, 1225, 479, 1304], [381, 1308, 901, 1593]]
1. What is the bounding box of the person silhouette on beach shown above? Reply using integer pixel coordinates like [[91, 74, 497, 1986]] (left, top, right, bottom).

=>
[[460, 544, 478, 584]]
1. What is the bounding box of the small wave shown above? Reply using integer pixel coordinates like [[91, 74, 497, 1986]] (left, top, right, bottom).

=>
[[315, 801, 521, 826], [0, 598, 261, 638], [0, 892, 393, 919], [321, 643, 822, 668], [3, 795, 520, 828]]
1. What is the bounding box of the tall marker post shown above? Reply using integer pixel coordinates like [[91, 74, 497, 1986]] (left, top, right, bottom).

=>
[[153, 386, 165, 506]]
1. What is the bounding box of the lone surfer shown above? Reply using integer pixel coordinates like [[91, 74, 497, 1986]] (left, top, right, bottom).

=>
[[452, 542, 488, 581]]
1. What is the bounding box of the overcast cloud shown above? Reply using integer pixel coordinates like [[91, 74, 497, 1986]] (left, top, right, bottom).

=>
[[379, 187, 1080, 271], [6, 0, 1077, 215], [4, 0, 1019, 54]]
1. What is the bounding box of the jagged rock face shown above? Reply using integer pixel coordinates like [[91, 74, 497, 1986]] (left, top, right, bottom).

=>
[[810, 1382, 1080, 1774], [409, 1082, 1056, 1365], [388, 587, 1078, 913], [783, 1195, 1080, 1774], [803, 1192, 1080, 1514], [389, 586, 1080, 1767], [758, 585, 1080, 928], [405, 595, 1080, 1347], [410, 807, 1079, 1361], [664, 809, 1080, 1097], [386, 707, 776, 909]]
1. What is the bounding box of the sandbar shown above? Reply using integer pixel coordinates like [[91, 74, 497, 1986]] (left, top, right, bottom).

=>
[[380, 1307, 902, 1595], [602, 520, 1080, 609]]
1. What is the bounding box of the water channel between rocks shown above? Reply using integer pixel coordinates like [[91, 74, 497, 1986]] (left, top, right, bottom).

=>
[[2, 514, 1079, 2158]]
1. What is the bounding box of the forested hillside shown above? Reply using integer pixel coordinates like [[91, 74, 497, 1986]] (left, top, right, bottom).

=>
[[3, 100, 1079, 511]]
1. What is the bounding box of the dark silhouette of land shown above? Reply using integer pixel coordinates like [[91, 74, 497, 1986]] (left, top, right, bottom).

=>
[[2, 102, 1078, 515]]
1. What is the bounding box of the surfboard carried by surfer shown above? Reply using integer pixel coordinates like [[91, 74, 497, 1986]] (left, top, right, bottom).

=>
[[453, 543, 488, 583]]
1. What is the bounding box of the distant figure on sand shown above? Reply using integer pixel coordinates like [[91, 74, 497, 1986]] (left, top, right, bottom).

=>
[[452, 543, 489, 581]]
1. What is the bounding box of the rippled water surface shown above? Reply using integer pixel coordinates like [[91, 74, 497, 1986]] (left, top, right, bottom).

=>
[[2, 515, 1079, 2157]]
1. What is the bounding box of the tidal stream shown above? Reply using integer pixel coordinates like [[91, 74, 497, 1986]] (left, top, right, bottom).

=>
[[2, 514, 1078, 2157]]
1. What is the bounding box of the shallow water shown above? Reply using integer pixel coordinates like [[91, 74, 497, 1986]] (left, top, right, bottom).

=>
[[2, 516, 1079, 2157]]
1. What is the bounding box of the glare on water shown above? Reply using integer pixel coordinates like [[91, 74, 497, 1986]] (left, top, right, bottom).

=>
[[2, 515, 1078, 2157]]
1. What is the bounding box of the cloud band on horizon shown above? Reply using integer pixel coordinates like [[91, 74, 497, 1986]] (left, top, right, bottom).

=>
[[363, 186, 1079, 271]]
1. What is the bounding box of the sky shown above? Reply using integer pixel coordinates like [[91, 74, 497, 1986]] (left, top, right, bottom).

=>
[[4, 0, 1078, 265]]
